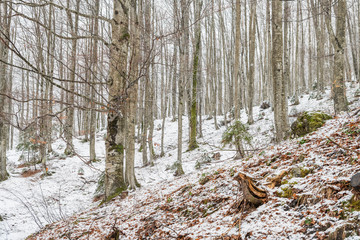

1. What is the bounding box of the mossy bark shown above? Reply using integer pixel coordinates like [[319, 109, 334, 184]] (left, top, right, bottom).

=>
[[105, 0, 129, 199], [189, 0, 202, 151]]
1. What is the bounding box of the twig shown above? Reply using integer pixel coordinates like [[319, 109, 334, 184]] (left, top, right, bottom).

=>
[[327, 137, 360, 155], [198, 141, 265, 152], [351, 107, 360, 117]]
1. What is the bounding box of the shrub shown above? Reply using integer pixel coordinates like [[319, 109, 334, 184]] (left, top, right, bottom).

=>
[[222, 121, 252, 158]]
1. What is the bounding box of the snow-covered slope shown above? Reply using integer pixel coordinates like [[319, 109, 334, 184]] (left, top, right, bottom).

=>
[[1, 86, 359, 239]]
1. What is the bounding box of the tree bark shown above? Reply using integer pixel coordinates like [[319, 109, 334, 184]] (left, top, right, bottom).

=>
[[233, 0, 241, 120], [247, 0, 256, 124], [332, 0, 348, 113], [272, 0, 289, 142], [189, 0, 202, 151], [64, 0, 80, 156], [105, 0, 129, 199], [0, 2, 11, 181]]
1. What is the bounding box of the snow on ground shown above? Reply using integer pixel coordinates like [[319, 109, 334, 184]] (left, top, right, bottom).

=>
[[0, 85, 359, 239]]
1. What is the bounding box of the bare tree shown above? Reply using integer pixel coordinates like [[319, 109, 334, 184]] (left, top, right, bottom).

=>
[[0, 1, 12, 181], [272, 0, 289, 142]]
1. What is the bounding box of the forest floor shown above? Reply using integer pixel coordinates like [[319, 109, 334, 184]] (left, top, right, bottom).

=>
[[1, 85, 360, 240]]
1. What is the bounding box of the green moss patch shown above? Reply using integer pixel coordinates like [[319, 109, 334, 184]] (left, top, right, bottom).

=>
[[291, 111, 332, 137]]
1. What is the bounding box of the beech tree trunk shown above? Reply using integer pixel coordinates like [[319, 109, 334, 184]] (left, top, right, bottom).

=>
[[272, 0, 289, 142], [0, 2, 11, 181], [175, 0, 188, 176], [64, 0, 80, 156], [233, 0, 241, 120], [247, 0, 256, 124], [332, 0, 348, 113], [105, 0, 129, 199], [89, 0, 100, 162], [189, 0, 202, 151]]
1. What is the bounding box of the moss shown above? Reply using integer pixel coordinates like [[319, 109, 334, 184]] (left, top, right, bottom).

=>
[[277, 181, 298, 198], [277, 185, 293, 198], [99, 186, 127, 206], [229, 168, 236, 177], [199, 174, 211, 185], [281, 179, 289, 185], [291, 111, 332, 137], [64, 148, 75, 156], [120, 31, 130, 42], [110, 144, 124, 154], [342, 195, 360, 212], [300, 168, 312, 177], [304, 217, 314, 226]]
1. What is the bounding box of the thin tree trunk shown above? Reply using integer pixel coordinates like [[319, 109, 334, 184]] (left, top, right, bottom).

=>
[[189, 0, 202, 151], [272, 0, 289, 142], [247, 0, 256, 124], [234, 0, 241, 120], [64, 0, 80, 156], [175, 0, 188, 176], [332, 0, 348, 113], [0, 2, 11, 181]]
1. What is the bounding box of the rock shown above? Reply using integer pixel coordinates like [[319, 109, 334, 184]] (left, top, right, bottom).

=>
[[292, 166, 302, 178], [260, 101, 270, 110], [351, 172, 360, 190], [291, 111, 332, 137]]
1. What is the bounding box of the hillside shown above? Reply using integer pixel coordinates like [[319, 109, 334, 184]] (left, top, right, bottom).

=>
[[21, 91, 360, 239]]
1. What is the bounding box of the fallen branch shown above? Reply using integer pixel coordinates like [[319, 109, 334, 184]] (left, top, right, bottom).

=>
[[351, 108, 360, 117], [327, 137, 360, 155], [198, 141, 266, 152]]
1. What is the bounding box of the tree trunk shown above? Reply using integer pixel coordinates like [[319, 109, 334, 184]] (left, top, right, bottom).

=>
[[233, 0, 241, 120], [105, 0, 129, 199], [125, 0, 140, 190], [0, 2, 11, 181], [247, 0, 256, 124], [189, 0, 202, 151], [272, 0, 289, 142], [90, 0, 100, 162], [332, 0, 348, 113], [175, 0, 188, 176], [64, 0, 80, 156]]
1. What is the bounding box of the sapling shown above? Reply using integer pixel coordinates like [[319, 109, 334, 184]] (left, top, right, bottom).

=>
[[222, 121, 252, 159]]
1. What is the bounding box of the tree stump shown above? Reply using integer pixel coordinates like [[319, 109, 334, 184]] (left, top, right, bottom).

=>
[[234, 173, 268, 206]]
